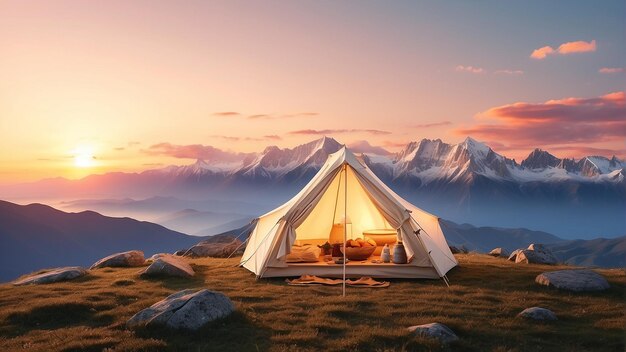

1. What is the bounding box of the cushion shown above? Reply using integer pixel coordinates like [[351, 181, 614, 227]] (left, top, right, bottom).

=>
[[285, 244, 321, 263]]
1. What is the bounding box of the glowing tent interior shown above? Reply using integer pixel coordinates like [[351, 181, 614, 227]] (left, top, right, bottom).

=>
[[240, 146, 457, 282]]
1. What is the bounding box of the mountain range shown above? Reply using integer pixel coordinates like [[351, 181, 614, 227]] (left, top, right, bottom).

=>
[[1, 137, 624, 238], [0, 200, 206, 282], [1, 199, 624, 282]]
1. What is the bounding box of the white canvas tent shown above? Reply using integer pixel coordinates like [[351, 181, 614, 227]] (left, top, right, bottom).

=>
[[240, 146, 457, 282]]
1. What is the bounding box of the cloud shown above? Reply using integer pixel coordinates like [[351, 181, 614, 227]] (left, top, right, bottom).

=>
[[143, 143, 249, 161], [494, 69, 524, 75], [413, 121, 452, 128], [530, 46, 555, 59], [599, 67, 624, 74], [455, 65, 484, 74], [558, 39, 596, 54], [210, 135, 282, 142], [348, 140, 391, 155], [248, 112, 318, 119], [210, 135, 242, 142], [455, 92, 626, 153], [288, 129, 391, 136], [212, 112, 241, 117], [530, 40, 596, 59], [114, 147, 125, 151], [547, 145, 624, 158]]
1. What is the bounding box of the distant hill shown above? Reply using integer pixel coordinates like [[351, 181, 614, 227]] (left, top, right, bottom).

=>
[[154, 209, 252, 236], [0, 200, 206, 282], [546, 236, 626, 268], [440, 220, 563, 252], [440, 221, 625, 268]]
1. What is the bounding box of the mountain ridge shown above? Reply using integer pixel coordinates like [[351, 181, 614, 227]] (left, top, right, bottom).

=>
[[1, 137, 624, 238]]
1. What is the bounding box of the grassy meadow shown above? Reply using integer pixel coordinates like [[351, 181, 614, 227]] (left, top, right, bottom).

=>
[[0, 254, 624, 351]]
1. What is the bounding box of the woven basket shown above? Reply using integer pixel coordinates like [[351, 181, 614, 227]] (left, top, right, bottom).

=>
[[341, 245, 376, 261]]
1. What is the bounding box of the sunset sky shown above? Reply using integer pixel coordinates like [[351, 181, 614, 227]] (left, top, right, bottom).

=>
[[1, 0, 624, 183]]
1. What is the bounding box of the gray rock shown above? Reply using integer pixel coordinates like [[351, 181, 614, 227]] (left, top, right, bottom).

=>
[[535, 269, 610, 292], [515, 244, 558, 265], [174, 249, 187, 256], [149, 253, 168, 261], [517, 307, 557, 321], [508, 249, 523, 261], [488, 247, 508, 257], [13, 267, 87, 286], [90, 250, 145, 269], [127, 289, 234, 330], [184, 239, 244, 258], [140, 255, 194, 278], [407, 322, 458, 344]]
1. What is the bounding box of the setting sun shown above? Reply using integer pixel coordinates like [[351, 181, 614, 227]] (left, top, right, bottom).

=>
[[72, 146, 95, 168]]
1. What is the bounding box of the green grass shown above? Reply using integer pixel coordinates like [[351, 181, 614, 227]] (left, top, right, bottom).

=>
[[0, 254, 624, 351]]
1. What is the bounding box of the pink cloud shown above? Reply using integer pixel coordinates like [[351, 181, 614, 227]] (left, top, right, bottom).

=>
[[558, 40, 596, 54], [413, 121, 452, 128], [494, 69, 524, 75], [212, 112, 240, 117], [530, 46, 555, 59], [264, 135, 282, 140], [455, 92, 626, 154], [248, 112, 318, 119], [531, 40, 596, 59], [599, 67, 624, 74], [143, 143, 250, 161], [455, 65, 484, 74], [289, 129, 390, 135]]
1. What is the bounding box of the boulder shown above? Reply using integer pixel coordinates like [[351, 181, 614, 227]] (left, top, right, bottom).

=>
[[90, 250, 145, 269], [515, 244, 557, 265], [184, 239, 244, 258], [140, 255, 194, 278], [517, 307, 557, 321], [508, 249, 523, 261], [535, 269, 610, 292], [174, 249, 187, 256], [488, 248, 508, 257], [149, 253, 168, 261], [127, 289, 234, 331], [407, 323, 458, 344], [13, 267, 87, 286]]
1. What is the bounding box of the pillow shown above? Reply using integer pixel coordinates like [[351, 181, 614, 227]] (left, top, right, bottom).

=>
[[285, 244, 321, 263]]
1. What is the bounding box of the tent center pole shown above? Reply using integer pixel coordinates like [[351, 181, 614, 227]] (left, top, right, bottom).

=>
[[343, 164, 347, 297]]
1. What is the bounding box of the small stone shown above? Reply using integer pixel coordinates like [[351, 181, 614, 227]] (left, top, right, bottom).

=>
[[535, 269, 610, 292], [127, 289, 234, 330], [184, 240, 244, 258], [140, 255, 194, 278], [508, 249, 523, 261], [13, 267, 87, 286], [90, 250, 145, 269], [407, 322, 458, 344], [517, 307, 557, 321], [488, 248, 508, 257]]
